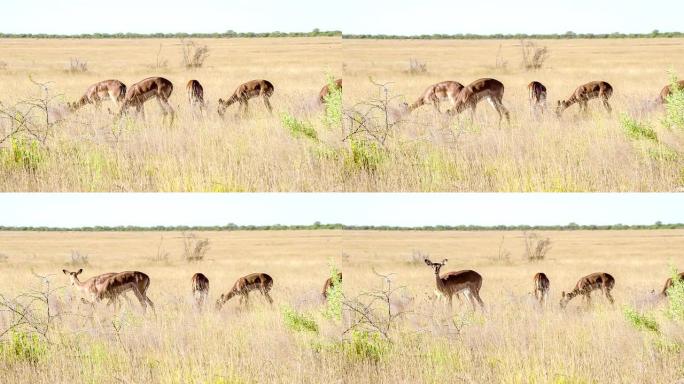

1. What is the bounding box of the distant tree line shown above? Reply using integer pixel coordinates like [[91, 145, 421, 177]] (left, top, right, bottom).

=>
[[0, 222, 682, 232], [343, 30, 684, 40], [0, 29, 341, 39]]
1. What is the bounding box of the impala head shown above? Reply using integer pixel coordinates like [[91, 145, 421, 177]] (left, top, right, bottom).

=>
[[62, 268, 83, 285], [217, 99, 228, 117], [424, 258, 448, 274], [559, 291, 571, 309], [67, 102, 77, 112], [555, 100, 569, 117]]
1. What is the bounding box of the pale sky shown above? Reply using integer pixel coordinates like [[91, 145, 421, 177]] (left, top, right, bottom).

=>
[[0, 194, 681, 228], [1, 0, 680, 35]]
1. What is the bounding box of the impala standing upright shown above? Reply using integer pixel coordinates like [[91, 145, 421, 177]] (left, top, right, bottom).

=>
[[424, 258, 484, 310], [63, 269, 155, 313]]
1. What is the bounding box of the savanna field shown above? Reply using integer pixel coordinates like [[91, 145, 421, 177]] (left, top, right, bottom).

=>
[[1, 38, 684, 191], [344, 38, 684, 191], [0, 229, 683, 383]]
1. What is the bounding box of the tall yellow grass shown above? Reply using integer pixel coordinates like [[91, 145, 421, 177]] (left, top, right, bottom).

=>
[[0, 229, 682, 383]]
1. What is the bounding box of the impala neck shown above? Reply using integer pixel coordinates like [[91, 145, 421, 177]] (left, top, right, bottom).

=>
[[434, 268, 446, 290]]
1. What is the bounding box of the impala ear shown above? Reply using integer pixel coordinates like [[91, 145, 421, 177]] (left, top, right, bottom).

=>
[[441, 259, 448, 264], [62, 269, 69, 275], [561, 291, 566, 298], [219, 98, 224, 103], [423, 258, 432, 266], [76, 268, 83, 275]]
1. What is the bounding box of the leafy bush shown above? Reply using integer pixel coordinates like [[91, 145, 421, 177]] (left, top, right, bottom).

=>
[[282, 306, 319, 334], [662, 74, 684, 130], [2, 136, 45, 173], [666, 267, 684, 321], [323, 76, 342, 128], [281, 113, 318, 141], [343, 330, 390, 362], [622, 306, 660, 334], [346, 139, 385, 172], [322, 264, 343, 321], [620, 114, 658, 141], [0, 331, 48, 364]]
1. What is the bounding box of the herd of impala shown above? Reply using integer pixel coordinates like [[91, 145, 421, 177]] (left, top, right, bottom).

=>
[[67, 77, 343, 123], [67, 75, 683, 126], [61, 259, 683, 314]]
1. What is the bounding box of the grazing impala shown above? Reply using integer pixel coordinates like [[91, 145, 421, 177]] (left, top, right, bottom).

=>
[[322, 272, 343, 299], [533, 272, 550, 305], [528, 81, 547, 116], [191, 273, 210, 310], [215, 273, 274, 309], [555, 81, 613, 117], [117, 77, 175, 124], [424, 258, 484, 310], [658, 80, 684, 104], [661, 272, 684, 297], [68, 80, 126, 111], [217, 79, 274, 117], [449, 78, 510, 124], [62, 269, 155, 313], [187, 80, 206, 113], [319, 78, 342, 104], [404, 81, 465, 113], [560, 272, 615, 308]]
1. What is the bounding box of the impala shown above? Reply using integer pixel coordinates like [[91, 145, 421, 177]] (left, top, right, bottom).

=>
[[187, 80, 206, 114], [560, 272, 615, 308], [659, 80, 684, 103], [68, 79, 126, 111], [404, 81, 464, 113], [215, 273, 274, 309], [217, 79, 274, 117], [661, 272, 684, 297], [322, 272, 342, 299], [424, 258, 484, 310], [192, 273, 210, 310], [319, 79, 342, 104], [117, 76, 175, 124], [528, 81, 547, 116], [533, 272, 550, 305], [449, 78, 510, 124], [62, 269, 154, 312], [555, 81, 613, 117]]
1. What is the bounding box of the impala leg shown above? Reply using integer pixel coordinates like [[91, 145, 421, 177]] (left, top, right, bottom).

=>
[[263, 290, 274, 305], [263, 96, 273, 114], [604, 287, 615, 304], [473, 290, 485, 310], [602, 98, 612, 114]]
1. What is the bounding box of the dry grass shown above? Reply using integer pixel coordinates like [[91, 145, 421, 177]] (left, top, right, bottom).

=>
[[1, 229, 683, 383], [343, 38, 684, 191], [0, 38, 342, 191]]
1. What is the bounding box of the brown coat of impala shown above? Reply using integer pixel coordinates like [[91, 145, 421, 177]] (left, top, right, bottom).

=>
[[319, 79, 342, 104], [322, 272, 342, 299], [117, 76, 175, 123], [450, 78, 510, 124], [527, 81, 547, 115], [533, 272, 550, 304], [405, 81, 465, 113], [63, 269, 154, 312], [424, 258, 484, 310], [556, 81, 613, 117], [191, 272, 210, 309], [560, 272, 615, 308], [69, 79, 126, 111], [215, 273, 274, 309], [659, 80, 684, 103], [218, 79, 274, 116], [187, 80, 206, 113], [661, 272, 684, 297]]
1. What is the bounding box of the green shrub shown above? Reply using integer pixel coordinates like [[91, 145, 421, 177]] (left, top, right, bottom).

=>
[[666, 267, 684, 321], [1, 136, 45, 172], [622, 306, 660, 334], [282, 305, 319, 334], [343, 330, 390, 362], [322, 264, 343, 321], [662, 74, 684, 130], [620, 114, 658, 141], [0, 331, 48, 364], [281, 113, 318, 141], [322, 76, 342, 128], [346, 139, 385, 172]]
